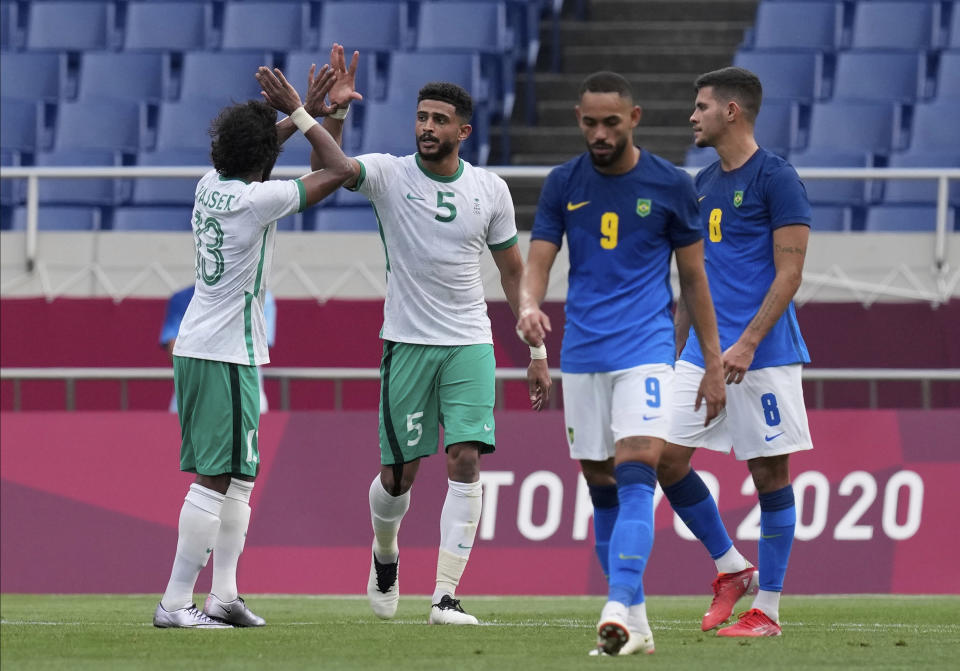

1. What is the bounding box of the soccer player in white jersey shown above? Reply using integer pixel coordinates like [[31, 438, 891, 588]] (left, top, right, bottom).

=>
[[310, 80, 552, 624], [153, 54, 357, 628]]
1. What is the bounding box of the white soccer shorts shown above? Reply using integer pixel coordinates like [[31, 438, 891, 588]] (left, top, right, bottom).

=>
[[668, 360, 814, 461], [562, 363, 674, 461]]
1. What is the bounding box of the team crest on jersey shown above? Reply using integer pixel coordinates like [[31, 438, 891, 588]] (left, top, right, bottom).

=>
[[567, 427, 575, 444], [636, 198, 652, 217], [473, 197, 481, 215], [733, 190, 744, 207]]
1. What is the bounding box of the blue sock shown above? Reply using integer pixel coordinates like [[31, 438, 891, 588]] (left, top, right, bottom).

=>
[[588, 484, 619, 580], [607, 462, 656, 607], [758, 485, 796, 592], [662, 469, 733, 560]]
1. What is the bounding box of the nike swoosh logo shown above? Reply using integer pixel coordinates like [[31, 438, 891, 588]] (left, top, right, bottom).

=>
[[483, 424, 492, 431], [698, 195, 706, 202], [458, 543, 473, 550], [764, 432, 784, 442], [618, 553, 645, 561], [405, 193, 424, 200], [761, 533, 782, 539], [642, 414, 660, 421], [566, 200, 590, 211]]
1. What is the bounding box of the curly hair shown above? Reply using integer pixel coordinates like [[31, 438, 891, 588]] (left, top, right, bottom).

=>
[[418, 82, 473, 122], [209, 101, 280, 178]]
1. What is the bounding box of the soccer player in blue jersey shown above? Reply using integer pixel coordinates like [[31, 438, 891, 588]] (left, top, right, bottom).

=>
[[660, 66, 814, 638], [517, 71, 726, 656]]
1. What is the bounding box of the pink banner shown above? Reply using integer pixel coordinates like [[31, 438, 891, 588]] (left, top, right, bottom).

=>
[[2, 409, 958, 595]]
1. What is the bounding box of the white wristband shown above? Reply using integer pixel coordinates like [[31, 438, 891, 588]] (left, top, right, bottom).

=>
[[289, 106, 318, 134], [330, 105, 350, 120], [529, 344, 547, 360]]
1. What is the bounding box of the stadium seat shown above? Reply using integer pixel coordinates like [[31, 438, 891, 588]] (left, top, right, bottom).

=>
[[35, 149, 131, 205], [804, 100, 900, 154], [11, 205, 104, 231], [25, 1, 115, 51], [754, 99, 803, 158], [733, 50, 826, 101], [907, 100, 960, 153], [52, 100, 146, 153], [276, 211, 304, 231], [154, 99, 226, 151], [122, 1, 213, 51], [0, 98, 40, 153], [831, 50, 928, 102], [1, 149, 21, 206], [850, 1, 938, 50], [273, 132, 314, 169], [0, 52, 67, 102], [864, 204, 953, 232], [220, 2, 313, 51], [178, 51, 274, 104], [112, 206, 193, 231], [132, 148, 210, 205], [316, 1, 408, 52], [749, 2, 844, 50], [0, 2, 16, 50], [884, 153, 960, 206], [934, 50, 960, 99], [309, 205, 379, 231], [790, 150, 877, 205], [335, 187, 371, 207], [76, 52, 170, 104], [951, 7, 960, 48], [810, 205, 853, 232], [683, 145, 718, 168]]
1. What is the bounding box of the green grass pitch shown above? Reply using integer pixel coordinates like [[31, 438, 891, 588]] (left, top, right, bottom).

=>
[[2, 594, 958, 670]]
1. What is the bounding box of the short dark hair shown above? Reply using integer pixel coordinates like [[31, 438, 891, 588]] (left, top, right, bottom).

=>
[[418, 82, 473, 122], [579, 71, 634, 102], [209, 100, 280, 178], [694, 67, 763, 123]]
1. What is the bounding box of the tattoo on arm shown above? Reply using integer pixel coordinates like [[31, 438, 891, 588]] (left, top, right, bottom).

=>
[[775, 244, 805, 255]]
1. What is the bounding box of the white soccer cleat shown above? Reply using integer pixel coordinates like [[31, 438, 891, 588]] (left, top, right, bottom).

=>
[[367, 545, 399, 619], [588, 630, 654, 656], [429, 595, 479, 625], [595, 615, 630, 656], [153, 602, 233, 628], [203, 594, 266, 627]]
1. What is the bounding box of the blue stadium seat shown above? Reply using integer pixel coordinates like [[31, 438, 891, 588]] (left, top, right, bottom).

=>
[[1, 2, 17, 50], [220, 2, 312, 51], [317, 1, 408, 52], [52, 100, 146, 153], [810, 205, 853, 231], [804, 100, 900, 154], [133, 148, 210, 205], [907, 100, 960, 152], [683, 145, 718, 168], [0, 52, 67, 102], [11, 205, 104, 231], [733, 50, 825, 101], [850, 1, 938, 50], [0, 98, 40, 153], [754, 99, 802, 157], [831, 50, 928, 102], [276, 211, 303, 231], [884, 152, 960, 206], [35, 149, 131, 205], [76, 52, 170, 104], [790, 150, 877, 205], [155, 99, 226, 151], [112, 206, 193, 231], [335, 187, 371, 207], [25, 1, 115, 51], [357, 99, 419, 158], [951, 7, 960, 48], [178, 51, 274, 103], [935, 50, 960, 99], [122, 1, 213, 51], [273, 132, 314, 169], [749, 2, 844, 50], [864, 204, 953, 232], [309, 205, 379, 231]]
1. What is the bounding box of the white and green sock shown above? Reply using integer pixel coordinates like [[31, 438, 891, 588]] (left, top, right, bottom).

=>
[[160, 484, 223, 611]]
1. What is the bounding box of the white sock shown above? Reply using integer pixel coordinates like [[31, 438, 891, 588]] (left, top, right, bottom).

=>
[[432, 479, 482, 602], [752, 589, 781, 623], [210, 479, 254, 603], [161, 484, 224, 611], [627, 602, 651, 635], [369, 474, 410, 563], [715, 545, 750, 574], [600, 600, 628, 623]]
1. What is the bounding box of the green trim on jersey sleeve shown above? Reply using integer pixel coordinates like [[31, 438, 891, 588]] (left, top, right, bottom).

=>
[[294, 178, 307, 213], [415, 153, 464, 183], [347, 159, 367, 191], [488, 234, 518, 251]]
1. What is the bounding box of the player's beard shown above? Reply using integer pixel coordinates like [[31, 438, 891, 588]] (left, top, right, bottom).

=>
[[587, 136, 628, 167], [417, 135, 456, 162]]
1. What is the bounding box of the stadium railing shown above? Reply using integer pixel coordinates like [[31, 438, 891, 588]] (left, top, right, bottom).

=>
[[2, 366, 959, 412], [2, 164, 959, 273]]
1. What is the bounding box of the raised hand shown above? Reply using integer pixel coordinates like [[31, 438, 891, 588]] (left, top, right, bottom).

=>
[[327, 43, 364, 109], [256, 66, 303, 116], [303, 63, 339, 117]]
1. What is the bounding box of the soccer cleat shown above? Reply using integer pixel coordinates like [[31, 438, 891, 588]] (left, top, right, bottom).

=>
[[701, 565, 759, 631], [153, 602, 233, 628], [429, 595, 479, 625], [588, 630, 654, 656], [203, 594, 266, 627], [716, 608, 782, 637], [367, 546, 399, 619], [595, 615, 630, 656]]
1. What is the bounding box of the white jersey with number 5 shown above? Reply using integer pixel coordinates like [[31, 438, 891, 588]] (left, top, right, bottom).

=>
[[174, 169, 306, 366], [352, 153, 518, 345]]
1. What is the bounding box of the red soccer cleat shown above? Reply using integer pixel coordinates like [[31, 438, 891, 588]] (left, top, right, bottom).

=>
[[701, 566, 759, 631], [716, 608, 782, 637]]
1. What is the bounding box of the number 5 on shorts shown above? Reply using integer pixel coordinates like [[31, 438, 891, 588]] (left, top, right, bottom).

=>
[[406, 411, 424, 446]]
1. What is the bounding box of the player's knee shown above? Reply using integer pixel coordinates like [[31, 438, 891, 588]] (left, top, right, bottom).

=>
[[447, 443, 481, 482]]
